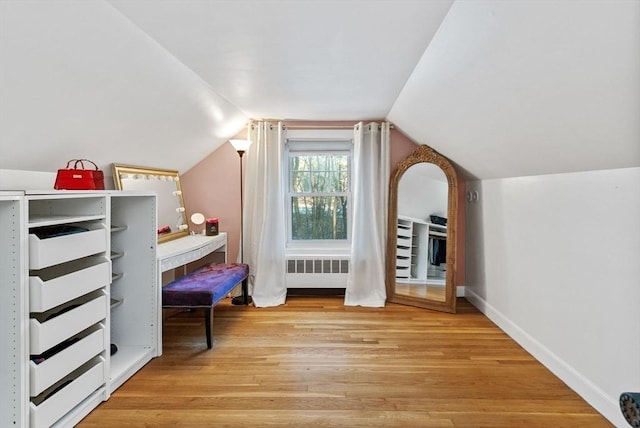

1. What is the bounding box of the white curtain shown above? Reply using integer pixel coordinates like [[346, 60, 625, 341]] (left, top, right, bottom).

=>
[[243, 121, 287, 307], [344, 122, 390, 307]]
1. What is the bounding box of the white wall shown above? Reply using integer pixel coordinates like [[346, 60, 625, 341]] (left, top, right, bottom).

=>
[[0, 169, 118, 192], [0, 0, 246, 174], [389, 0, 640, 180], [398, 177, 447, 221], [0, 170, 56, 191], [464, 167, 640, 427], [397, 164, 448, 221]]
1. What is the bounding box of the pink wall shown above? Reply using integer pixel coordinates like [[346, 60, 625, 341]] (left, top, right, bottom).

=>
[[181, 123, 465, 286], [181, 135, 246, 263], [390, 128, 418, 166], [391, 129, 466, 287]]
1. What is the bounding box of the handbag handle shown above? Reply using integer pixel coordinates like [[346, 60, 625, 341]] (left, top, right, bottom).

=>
[[66, 159, 100, 170]]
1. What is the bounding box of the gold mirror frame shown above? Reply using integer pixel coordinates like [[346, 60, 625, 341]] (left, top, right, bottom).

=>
[[112, 164, 188, 243], [386, 145, 458, 313]]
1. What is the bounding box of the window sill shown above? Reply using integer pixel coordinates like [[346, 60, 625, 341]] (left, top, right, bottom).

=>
[[285, 246, 350, 258]]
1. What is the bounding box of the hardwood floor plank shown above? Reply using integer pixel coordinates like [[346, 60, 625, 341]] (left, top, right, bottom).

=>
[[80, 410, 457, 428], [80, 297, 612, 427]]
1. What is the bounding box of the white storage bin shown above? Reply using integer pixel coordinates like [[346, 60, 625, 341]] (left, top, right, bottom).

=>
[[29, 360, 105, 428], [30, 329, 105, 397], [29, 227, 107, 270], [29, 295, 107, 355], [29, 260, 109, 313]]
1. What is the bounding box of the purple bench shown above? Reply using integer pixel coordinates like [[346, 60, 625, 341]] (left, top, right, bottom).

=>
[[162, 263, 249, 349]]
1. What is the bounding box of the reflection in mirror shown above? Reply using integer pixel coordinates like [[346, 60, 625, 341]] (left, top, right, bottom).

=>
[[395, 163, 448, 301], [112, 164, 188, 243], [386, 145, 458, 313]]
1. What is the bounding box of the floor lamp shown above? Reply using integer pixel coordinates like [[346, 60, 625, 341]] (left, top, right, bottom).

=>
[[230, 139, 253, 305]]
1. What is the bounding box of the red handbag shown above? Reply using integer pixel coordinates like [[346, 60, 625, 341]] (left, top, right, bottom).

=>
[[54, 159, 105, 190]]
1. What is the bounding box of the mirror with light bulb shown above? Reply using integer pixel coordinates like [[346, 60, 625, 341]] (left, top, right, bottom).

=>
[[112, 164, 189, 243]]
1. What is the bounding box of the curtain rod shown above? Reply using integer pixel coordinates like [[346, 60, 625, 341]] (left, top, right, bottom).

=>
[[284, 125, 353, 129], [283, 123, 394, 129]]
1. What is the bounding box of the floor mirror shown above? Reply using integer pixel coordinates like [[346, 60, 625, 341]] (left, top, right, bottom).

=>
[[386, 145, 459, 313]]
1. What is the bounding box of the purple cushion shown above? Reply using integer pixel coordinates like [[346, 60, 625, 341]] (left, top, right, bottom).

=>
[[162, 263, 249, 307]]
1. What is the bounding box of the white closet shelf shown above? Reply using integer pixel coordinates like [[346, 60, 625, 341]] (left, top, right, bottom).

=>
[[28, 215, 105, 228]]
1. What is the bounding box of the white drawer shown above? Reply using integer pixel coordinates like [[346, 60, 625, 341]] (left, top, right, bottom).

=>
[[397, 229, 412, 239], [396, 258, 410, 268], [397, 235, 412, 245], [29, 228, 107, 269], [30, 329, 105, 397], [396, 247, 411, 258], [30, 295, 107, 355], [29, 260, 109, 313], [396, 267, 410, 278], [29, 360, 105, 428]]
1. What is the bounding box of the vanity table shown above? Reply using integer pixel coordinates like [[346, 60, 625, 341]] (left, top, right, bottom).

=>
[[156, 232, 227, 354]]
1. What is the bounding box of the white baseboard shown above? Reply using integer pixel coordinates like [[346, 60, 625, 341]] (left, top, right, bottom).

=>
[[456, 285, 465, 297], [464, 288, 623, 427]]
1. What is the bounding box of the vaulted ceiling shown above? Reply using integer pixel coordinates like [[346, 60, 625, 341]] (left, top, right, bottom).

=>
[[1, 0, 638, 179]]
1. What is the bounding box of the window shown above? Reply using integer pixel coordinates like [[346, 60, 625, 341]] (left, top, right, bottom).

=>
[[289, 152, 349, 240], [286, 138, 352, 248]]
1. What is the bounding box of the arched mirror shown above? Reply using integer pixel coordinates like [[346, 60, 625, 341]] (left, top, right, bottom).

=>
[[386, 145, 458, 313], [112, 164, 188, 243]]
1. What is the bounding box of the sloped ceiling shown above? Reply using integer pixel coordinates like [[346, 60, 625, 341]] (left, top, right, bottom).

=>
[[0, 0, 247, 174], [108, 0, 453, 121], [1, 0, 638, 179], [388, 0, 640, 179]]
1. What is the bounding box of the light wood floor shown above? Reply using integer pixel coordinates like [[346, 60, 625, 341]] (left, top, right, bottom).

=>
[[395, 282, 446, 301], [81, 297, 612, 427]]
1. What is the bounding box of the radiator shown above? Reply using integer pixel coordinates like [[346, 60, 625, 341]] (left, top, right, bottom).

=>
[[285, 258, 349, 288]]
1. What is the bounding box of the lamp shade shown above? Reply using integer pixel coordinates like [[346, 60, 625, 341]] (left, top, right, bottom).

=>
[[230, 139, 252, 152]]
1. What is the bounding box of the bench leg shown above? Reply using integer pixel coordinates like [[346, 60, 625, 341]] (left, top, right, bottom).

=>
[[204, 307, 214, 349], [242, 277, 250, 305], [232, 277, 252, 306]]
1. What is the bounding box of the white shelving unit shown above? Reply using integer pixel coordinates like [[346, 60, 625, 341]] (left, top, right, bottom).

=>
[[26, 192, 109, 428], [0, 190, 157, 428], [395, 217, 413, 281], [0, 191, 28, 427], [396, 215, 447, 285], [108, 193, 157, 393]]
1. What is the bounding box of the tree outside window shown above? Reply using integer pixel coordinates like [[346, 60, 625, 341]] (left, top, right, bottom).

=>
[[289, 153, 349, 241]]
